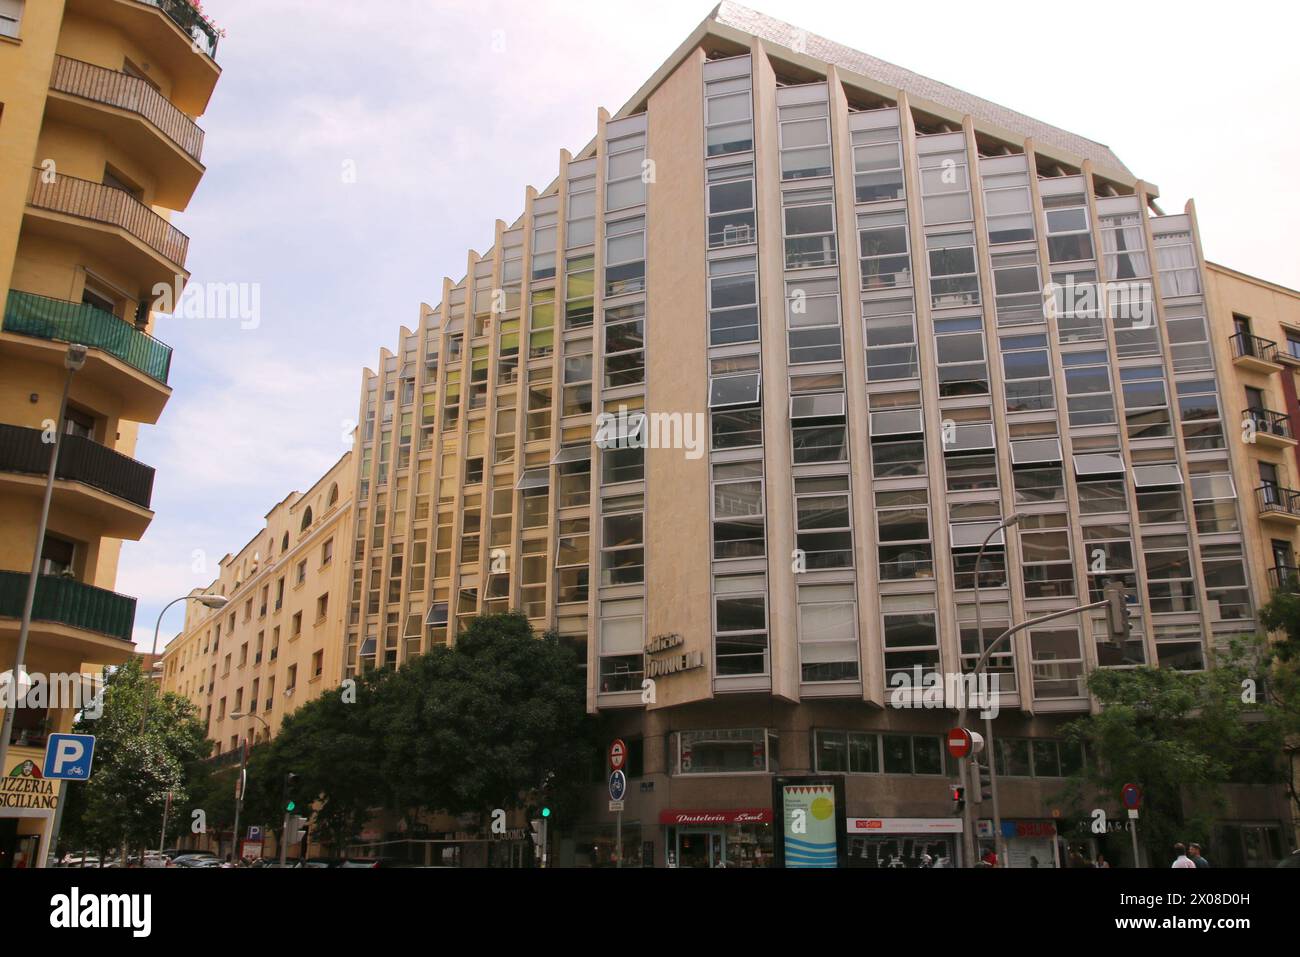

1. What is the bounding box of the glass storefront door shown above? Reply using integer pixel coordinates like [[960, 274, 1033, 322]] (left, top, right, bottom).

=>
[[676, 830, 723, 868]]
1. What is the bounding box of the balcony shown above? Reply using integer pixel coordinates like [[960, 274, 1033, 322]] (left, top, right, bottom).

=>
[[46, 56, 205, 209], [0, 424, 155, 539], [2, 290, 173, 422], [1256, 485, 1300, 525], [136, 0, 221, 60], [1230, 333, 1282, 373], [1268, 566, 1300, 593], [64, 1, 221, 117], [0, 572, 137, 655], [1244, 407, 1296, 448], [25, 169, 190, 288]]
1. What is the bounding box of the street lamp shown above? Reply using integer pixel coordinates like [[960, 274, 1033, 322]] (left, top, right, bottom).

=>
[[139, 593, 229, 734], [0, 344, 87, 781], [962, 512, 1023, 868], [227, 711, 269, 864]]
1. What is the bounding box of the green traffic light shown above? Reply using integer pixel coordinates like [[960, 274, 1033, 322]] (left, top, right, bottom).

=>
[[541, 807, 550, 818], [286, 800, 296, 812]]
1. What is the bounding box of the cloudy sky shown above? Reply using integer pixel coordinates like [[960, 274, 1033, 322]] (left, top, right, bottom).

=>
[[122, 0, 1300, 649]]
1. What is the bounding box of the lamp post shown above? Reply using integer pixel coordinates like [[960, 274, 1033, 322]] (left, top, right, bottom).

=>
[[139, 593, 228, 735], [228, 711, 269, 864], [0, 344, 86, 792], [963, 512, 1022, 868]]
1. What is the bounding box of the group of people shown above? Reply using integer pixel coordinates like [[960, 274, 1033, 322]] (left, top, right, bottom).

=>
[[1171, 842, 1211, 868]]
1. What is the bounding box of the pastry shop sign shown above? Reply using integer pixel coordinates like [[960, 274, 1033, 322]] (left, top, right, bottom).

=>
[[659, 809, 774, 826], [645, 633, 704, 679]]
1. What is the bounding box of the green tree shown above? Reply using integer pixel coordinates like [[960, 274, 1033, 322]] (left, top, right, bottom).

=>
[[58, 659, 208, 862], [1251, 594, 1300, 821], [374, 612, 595, 828], [1058, 639, 1285, 865]]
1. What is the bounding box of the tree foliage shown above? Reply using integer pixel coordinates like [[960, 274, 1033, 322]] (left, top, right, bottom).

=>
[[59, 658, 208, 860], [231, 613, 593, 850], [1057, 636, 1286, 864]]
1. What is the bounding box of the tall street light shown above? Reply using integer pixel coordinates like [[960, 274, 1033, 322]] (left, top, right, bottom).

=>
[[963, 512, 1023, 867], [139, 593, 229, 735], [227, 711, 269, 864], [0, 343, 87, 780]]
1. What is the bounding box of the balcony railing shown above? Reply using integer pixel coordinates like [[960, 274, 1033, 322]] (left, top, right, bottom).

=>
[[1268, 565, 1300, 593], [1245, 407, 1293, 441], [1256, 485, 1300, 517], [0, 423, 155, 508], [0, 571, 136, 642], [27, 169, 190, 269], [4, 290, 173, 384], [136, 0, 221, 60], [50, 56, 205, 163], [1231, 332, 1280, 365]]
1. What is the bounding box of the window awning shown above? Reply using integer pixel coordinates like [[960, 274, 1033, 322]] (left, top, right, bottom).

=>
[[552, 444, 592, 465], [517, 469, 550, 490]]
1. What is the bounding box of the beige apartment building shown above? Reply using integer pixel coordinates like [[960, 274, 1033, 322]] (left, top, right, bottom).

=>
[[340, 2, 1295, 868], [0, 0, 221, 867], [160, 453, 354, 756]]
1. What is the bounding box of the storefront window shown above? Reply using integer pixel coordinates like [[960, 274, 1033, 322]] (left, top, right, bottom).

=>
[[677, 728, 772, 774]]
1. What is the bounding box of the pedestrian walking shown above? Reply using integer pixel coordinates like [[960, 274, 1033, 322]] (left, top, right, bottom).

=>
[[1171, 843, 1196, 868], [1188, 843, 1210, 868]]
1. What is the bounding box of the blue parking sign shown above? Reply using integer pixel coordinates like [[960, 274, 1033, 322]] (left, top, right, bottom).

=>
[[43, 733, 96, 781]]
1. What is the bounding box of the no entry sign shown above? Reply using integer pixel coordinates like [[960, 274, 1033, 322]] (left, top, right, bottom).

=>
[[947, 728, 973, 759], [609, 738, 628, 772]]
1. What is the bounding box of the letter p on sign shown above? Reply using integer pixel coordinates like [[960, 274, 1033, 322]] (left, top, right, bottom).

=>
[[42, 733, 96, 781]]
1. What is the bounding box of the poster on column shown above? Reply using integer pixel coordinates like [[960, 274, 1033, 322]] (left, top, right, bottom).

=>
[[772, 775, 846, 869]]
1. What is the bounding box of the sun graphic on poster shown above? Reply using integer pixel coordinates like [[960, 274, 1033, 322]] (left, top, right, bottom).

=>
[[811, 796, 834, 820]]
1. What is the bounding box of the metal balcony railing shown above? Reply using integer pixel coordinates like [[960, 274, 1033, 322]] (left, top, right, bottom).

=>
[[1268, 565, 1300, 593], [1245, 407, 1293, 441], [0, 423, 155, 508], [27, 169, 190, 269], [50, 56, 205, 163], [1256, 485, 1300, 517], [1230, 332, 1280, 365], [136, 0, 221, 60], [4, 290, 173, 384], [0, 571, 136, 642]]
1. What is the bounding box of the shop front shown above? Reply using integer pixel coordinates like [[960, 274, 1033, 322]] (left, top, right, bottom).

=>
[[660, 809, 774, 868], [985, 819, 1060, 868], [0, 755, 59, 869], [845, 817, 962, 868]]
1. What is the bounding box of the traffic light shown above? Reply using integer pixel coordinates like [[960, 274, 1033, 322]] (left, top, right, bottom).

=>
[[541, 806, 551, 819], [975, 760, 993, 804], [1104, 580, 1133, 647], [283, 771, 300, 813], [950, 785, 965, 815]]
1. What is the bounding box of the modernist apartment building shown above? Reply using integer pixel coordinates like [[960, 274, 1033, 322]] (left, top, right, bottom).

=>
[[0, 0, 220, 867], [345, 3, 1293, 867], [160, 453, 354, 756]]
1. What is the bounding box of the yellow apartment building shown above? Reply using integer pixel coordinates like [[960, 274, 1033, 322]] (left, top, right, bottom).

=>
[[160, 453, 354, 755], [0, 0, 220, 867]]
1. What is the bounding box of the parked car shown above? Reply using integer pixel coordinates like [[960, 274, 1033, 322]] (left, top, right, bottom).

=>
[[174, 855, 222, 868]]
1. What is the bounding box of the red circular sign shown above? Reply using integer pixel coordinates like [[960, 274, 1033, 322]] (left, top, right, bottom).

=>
[[946, 728, 973, 759], [608, 739, 628, 772], [1121, 783, 1142, 809]]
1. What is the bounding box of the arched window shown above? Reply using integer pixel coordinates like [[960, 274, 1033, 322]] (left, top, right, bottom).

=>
[[300, 507, 313, 532], [328, 483, 339, 507], [281, 532, 289, 552]]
